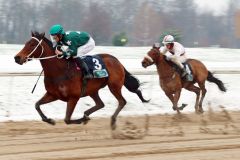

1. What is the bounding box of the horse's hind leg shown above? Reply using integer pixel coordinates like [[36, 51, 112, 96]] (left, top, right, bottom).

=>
[[108, 84, 126, 130], [81, 92, 105, 124], [184, 84, 201, 113], [198, 82, 207, 113], [35, 92, 57, 125]]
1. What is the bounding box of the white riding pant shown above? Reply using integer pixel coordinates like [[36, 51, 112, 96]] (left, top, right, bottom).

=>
[[75, 37, 95, 57], [165, 52, 187, 69]]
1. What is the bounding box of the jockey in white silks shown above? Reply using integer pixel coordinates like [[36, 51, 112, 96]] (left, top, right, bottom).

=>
[[160, 35, 193, 81]]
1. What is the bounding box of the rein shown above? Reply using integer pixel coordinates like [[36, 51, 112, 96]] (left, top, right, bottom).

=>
[[151, 48, 176, 80], [27, 37, 57, 61], [27, 37, 56, 93]]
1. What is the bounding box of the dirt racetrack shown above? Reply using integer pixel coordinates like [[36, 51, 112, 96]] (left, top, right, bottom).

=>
[[0, 107, 240, 160]]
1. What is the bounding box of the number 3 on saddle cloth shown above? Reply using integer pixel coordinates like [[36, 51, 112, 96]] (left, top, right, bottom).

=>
[[79, 55, 109, 78]]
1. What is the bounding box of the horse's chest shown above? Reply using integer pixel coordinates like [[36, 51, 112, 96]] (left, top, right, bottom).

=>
[[46, 83, 75, 99], [57, 84, 69, 97], [160, 77, 181, 93]]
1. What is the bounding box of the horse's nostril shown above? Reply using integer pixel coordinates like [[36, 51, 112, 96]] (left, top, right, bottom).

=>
[[14, 56, 21, 63]]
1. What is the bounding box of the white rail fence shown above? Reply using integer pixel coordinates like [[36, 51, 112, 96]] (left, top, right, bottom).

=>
[[0, 70, 240, 77]]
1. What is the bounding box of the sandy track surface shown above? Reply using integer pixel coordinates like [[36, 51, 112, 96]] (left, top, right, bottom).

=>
[[1, 108, 240, 160]]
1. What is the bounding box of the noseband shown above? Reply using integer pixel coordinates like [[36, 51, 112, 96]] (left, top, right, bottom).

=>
[[26, 37, 56, 61]]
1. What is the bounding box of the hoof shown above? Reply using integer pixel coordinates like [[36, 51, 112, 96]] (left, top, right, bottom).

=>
[[111, 117, 116, 130], [179, 103, 188, 110], [43, 118, 56, 125], [82, 115, 91, 125], [198, 109, 204, 114], [195, 110, 203, 114], [111, 123, 117, 130]]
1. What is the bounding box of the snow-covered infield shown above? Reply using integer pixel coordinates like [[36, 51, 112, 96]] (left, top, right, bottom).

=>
[[0, 44, 240, 121]]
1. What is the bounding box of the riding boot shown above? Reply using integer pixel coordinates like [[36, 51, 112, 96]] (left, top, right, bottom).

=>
[[181, 67, 188, 77], [181, 67, 193, 81], [75, 57, 93, 79]]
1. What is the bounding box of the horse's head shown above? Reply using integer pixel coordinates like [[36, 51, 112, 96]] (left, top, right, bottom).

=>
[[141, 43, 160, 68], [14, 32, 46, 65]]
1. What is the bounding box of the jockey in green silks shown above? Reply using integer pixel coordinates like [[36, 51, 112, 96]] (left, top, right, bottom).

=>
[[49, 24, 95, 79]]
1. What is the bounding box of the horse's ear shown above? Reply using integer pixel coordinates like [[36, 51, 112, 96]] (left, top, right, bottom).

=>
[[153, 43, 160, 49], [40, 32, 45, 38], [31, 31, 34, 37]]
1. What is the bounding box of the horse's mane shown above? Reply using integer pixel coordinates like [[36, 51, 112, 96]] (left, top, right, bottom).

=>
[[32, 31, 54, 51], [161, 54, 175, 67]]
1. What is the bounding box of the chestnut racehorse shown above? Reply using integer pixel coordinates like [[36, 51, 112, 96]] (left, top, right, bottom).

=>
[[14, 32, 149, 130], [142, 44, 226, 114]]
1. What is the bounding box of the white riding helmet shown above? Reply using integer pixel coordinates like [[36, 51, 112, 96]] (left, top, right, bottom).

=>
[[162, 35, 174, 45]]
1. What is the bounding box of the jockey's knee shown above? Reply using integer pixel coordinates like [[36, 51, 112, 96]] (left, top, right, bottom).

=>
[[171, 56, 178, 61], [171, 58, 184, 68]]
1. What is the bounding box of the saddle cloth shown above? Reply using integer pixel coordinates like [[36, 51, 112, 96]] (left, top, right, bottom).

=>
[[183, 62, 192, 75], [81, 55, 108, 78], [170, 60, 192, 77]]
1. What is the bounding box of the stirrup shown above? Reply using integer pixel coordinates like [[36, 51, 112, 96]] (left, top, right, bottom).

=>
[[83, 74, 93, 79]]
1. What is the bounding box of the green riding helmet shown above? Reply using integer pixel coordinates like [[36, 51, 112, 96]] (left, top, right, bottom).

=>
[[49, 24, 65, 35]]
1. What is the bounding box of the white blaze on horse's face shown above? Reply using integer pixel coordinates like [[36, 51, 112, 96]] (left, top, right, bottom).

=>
[[142, 54, 154, 68], [14, 37, 44, 65], [144, 55, 154, 63]]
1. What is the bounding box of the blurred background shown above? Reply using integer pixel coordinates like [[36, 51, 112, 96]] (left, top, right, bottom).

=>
[[0, 0, 240, 47]]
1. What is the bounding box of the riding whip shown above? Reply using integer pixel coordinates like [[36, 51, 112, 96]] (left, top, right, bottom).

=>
[[31, 70, 43, 93]]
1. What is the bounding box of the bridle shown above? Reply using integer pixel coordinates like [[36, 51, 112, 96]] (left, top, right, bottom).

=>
[[145, 48, 160, 64], [26, 37, 57, 61], [151, 48, 160, 55]]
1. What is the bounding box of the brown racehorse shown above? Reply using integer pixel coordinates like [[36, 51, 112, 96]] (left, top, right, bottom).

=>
[[142, 44, 226, 114], [14, 31, 149, 130]]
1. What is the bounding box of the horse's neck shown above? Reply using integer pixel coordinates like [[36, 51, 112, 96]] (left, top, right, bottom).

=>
[[39, 43, 73, 77], [156, 55, 175, 79], [40, 58, 63, 75]]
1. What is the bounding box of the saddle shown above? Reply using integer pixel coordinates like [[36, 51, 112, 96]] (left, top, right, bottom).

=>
[[165, 57, 193, 81]]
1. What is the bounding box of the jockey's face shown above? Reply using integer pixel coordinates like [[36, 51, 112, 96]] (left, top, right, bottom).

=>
[[166, 43, 174, 50], [50, 34, 62, 42]]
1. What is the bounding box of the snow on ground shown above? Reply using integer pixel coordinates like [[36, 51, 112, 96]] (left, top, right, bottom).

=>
[[0, 44, 240, 121]]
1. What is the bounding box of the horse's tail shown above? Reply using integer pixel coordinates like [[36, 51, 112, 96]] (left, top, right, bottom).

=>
[[207, 71, 227, 92], [124, 68, 150, 103]]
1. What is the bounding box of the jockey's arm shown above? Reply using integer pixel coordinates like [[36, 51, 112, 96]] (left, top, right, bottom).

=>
[[160, 46, 172, 60], [159, 46, 167, 55], [62, 41, 78, 58], [168, 48, 185, 69]]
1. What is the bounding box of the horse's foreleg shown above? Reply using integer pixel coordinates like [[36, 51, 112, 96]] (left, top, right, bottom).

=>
[[64, 98, 79, 124], [81, 92, 105, 124], [35, 92, 57, 125], [184, 84, 201, 113], [198, 83, 207, 113], [173, 91, 181, 114], [165, 91, 181, 114], [165, 92, 174, 109]]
